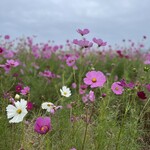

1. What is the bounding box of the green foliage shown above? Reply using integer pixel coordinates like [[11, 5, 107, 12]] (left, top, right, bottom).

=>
[[0, 49, 150, 150]]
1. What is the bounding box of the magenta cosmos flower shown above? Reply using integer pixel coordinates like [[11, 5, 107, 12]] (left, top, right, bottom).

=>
[[84, 71, 106, 88], [15, 84, 23, 93], [0, 47, 4, 54], [137, 91, 147, 100], [27, 101, 34, 111], [111, 82, 124, 95], [34, 117, 51, 134]]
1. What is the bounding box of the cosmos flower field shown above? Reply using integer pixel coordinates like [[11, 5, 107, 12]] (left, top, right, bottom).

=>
[[0, 29, 150, 150]]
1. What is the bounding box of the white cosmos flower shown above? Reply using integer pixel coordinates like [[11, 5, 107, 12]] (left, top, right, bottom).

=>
[[41, 102, 54, 112], [6, 99, 28, 123], [60, 86, 71, 97]]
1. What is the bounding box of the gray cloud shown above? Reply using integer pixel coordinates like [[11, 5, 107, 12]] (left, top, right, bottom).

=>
[[0, 0, 150, 47]]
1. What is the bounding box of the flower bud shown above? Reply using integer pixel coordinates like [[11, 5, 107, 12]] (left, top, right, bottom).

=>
[[15, 94, 20, 100]]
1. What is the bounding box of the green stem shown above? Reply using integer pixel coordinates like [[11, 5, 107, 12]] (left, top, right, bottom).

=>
[[81, 123, 88, 150], [116, 103, 130, 150], [81, 103, 94, 150], [139, 97, 150, 121]]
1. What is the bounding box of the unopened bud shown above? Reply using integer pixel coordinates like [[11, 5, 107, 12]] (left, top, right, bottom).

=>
[[144, 66, 149, 72], [15, 94, 20, 100], [132, 68, 136, 72]]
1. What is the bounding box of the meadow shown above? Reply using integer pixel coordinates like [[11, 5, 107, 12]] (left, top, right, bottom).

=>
[[0, 29, 150, 150]]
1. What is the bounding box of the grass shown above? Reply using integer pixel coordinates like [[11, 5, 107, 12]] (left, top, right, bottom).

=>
[[0, 37, 150, 150]]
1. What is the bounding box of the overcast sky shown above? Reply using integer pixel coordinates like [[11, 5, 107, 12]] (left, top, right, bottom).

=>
[[0, 0, 150, 47]]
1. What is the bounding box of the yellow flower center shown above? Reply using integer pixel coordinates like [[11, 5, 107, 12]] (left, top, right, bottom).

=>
[[47, 104, 52, 107], [92, 78, 97, 83], [64, 92, 67, 95], [41, 126, 48, 132], [115, 87, 119, 91], [16, 109, 22, 114]]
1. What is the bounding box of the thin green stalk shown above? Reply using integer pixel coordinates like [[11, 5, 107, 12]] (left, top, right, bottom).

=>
[[81, 122, 88, 150], [116, 103, 130, 150], [139, 97, 150, 121]]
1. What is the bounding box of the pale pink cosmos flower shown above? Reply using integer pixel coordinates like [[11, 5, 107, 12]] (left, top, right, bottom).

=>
[[146, 84, 150, 92], [77, 28, 89, 36], [82, 90, 95, 103], [39, 70, 54, 78], [21, 86, 30, 95], [72, 82, 77, 89], [84, 71, 106, 88], [78, 39, 93, 48], [82, 94, 89, 103], [70, 148, 77, 150], [79, 84, 88, 95], [6, 59, 19, 67], [89, 90, 95, 102], [93, 38, 107, 47], [4, 51, 15, 58], [144, 60, 150, 64], [2, 64, 11, 73], [111, 82, 124, 95], [66, 56, 77, 67], [73, 39, 93, 48]]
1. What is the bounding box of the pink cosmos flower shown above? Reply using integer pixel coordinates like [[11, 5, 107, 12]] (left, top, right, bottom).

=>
[[79, 84, 88, 94], [4, 51, 15, 58], [82, 94, 89, 103], [82, 90, 95, 103], [78, 39, 93, 48], [9, 97, 15, 104], [88, 90, 95, 102], [4, 35, 10, 40], [6, 59, 19, 67], [66, 56, 77, 67], [72, 82, 77, 89], [34, 117, 51, 134], [73, 39, 93, 48], [21, 86, 30, 95], [77, 28, 89, 36], [39, 70, 54, 78], [70, 148, 77, 150], [146, 84, 150, 92], [3, 64, 11, 73], [144, 54, 150, 64], [93, 38, 107, 47], [111, 82, 124, 95], [73, 39, 79, 44], [144, 60, 150, 64], [84, 71, 106, 88], [119, 79, 135, 89]]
